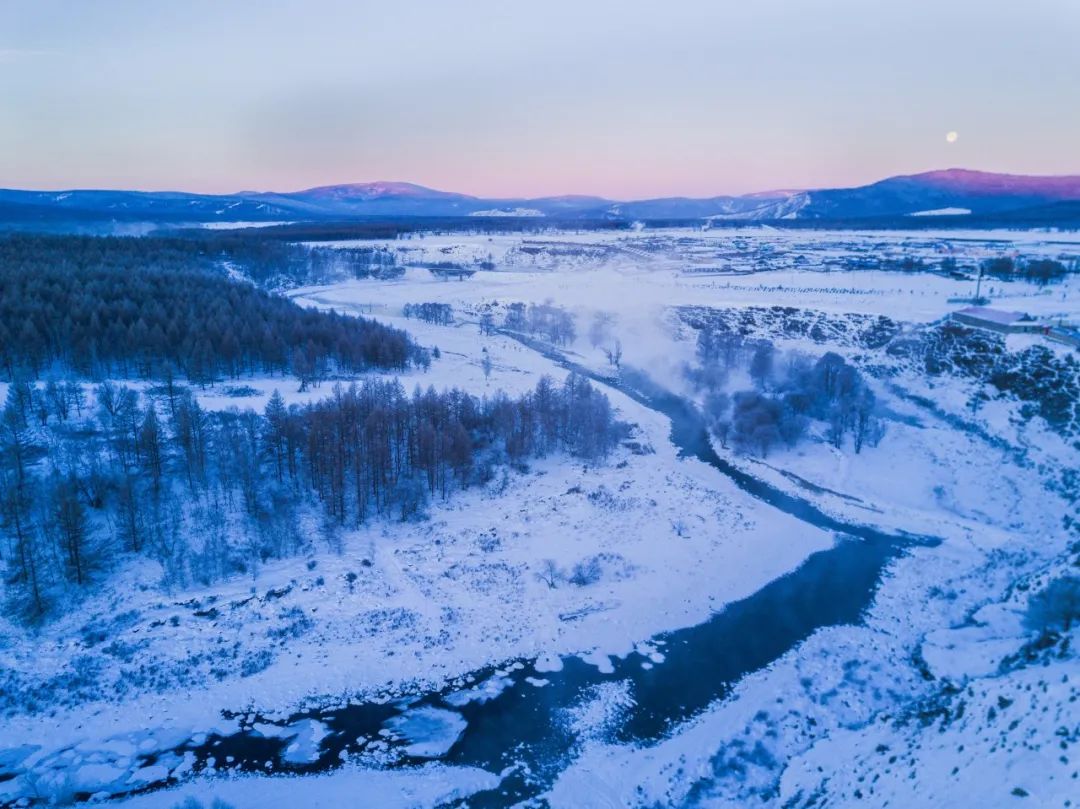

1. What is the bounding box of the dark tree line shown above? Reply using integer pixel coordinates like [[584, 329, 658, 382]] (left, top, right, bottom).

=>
[[691, 328, 884, 457], [235, 218, 629, 244], [831, 254, 1074, 284], [306, 246, 402, 285], [0, 231, 405, 286], [403, 302, 454, 325], [0, 232, 319, 286], [1, 373, 622, 621], [980, 256, 1073, 285], [0, 235, 423, 384]]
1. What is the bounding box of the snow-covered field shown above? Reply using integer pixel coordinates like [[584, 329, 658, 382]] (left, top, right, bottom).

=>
[[1, 227, 1076, 808]]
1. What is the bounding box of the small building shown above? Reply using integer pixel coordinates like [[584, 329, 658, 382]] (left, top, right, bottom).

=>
[[428, 267, 477, 281], [952, 306, 1043, 334], [1046, 326, 1080, 348]]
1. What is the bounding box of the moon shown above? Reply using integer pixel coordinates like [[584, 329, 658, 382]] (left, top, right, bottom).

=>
[[946, 131, 959, 144]]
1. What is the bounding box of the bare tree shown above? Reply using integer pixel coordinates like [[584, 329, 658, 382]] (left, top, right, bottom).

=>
[[605, 340, 623, 369], [537, 559, 561, 588]]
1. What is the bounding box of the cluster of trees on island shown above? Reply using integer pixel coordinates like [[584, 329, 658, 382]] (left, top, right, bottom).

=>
[[402, 302, 454, 325], [0, 373, 622, 621], [499, 302, 578, 345], [0, 235, 424, 385], [689, 328, 884, 457]]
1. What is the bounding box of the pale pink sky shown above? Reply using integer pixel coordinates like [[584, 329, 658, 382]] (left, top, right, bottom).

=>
[[2, 0, 1079, 197]]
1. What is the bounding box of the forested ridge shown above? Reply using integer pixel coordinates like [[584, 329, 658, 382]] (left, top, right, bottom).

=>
[[0, 234, 420, 384], [0, 373, 623, 621]]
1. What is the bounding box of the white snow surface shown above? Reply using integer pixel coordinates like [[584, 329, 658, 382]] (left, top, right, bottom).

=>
[[1, 226, 1077, 807], [110, 763, 498, 808]]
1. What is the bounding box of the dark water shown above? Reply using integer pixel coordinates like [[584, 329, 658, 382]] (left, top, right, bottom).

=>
[[66, 357, 937, 807]]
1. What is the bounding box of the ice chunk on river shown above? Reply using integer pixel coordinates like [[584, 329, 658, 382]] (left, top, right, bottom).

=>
[[443, 674, 511, 707], [383, 707, 467, 758], [534, 653, 564, 673], [279, 719, 331, 765]]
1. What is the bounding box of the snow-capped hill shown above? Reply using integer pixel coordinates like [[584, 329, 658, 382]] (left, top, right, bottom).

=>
[[795, 168, 1080, 220], [742, 188, 805, 200], [911, 167, 1080, 198], [908, 207, 972, 216], [533, 195, 611, 204], [292, 181, 474, 202], [528, 195, 613, 211], [468, 207, 545, 217], [709, 192, 811, 220]]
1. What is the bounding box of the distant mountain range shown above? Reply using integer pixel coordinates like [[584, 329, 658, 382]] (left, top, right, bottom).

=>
[[2, 169, 1080, 226]]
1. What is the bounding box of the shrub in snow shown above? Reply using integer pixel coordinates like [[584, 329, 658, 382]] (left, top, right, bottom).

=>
[[476, 531, 500, 553], [240, 649, 274, 678], [102, 638, 149, 663], [267, 606, 314, 641], [1024, 576, 1080, 636], [561, 553, 635, 588], [568, 557, 605, 587]]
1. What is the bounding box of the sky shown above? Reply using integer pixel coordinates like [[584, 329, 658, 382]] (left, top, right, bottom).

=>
[[2, 0, 1079, 198]]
